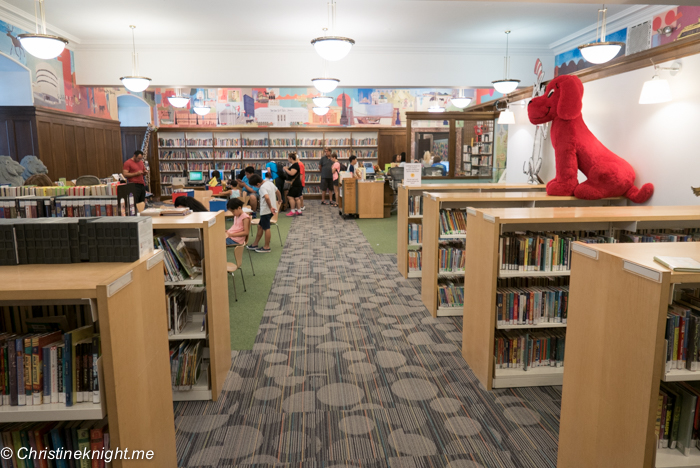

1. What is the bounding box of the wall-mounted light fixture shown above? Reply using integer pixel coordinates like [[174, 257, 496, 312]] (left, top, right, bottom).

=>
[[639, 59, 682, 105]]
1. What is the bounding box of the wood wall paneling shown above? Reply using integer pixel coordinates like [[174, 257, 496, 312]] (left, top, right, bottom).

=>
[[74, 126, 88, 176]]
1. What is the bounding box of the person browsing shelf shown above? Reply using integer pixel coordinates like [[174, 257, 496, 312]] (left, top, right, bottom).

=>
[[331, 153, 341, 207], [298, 158, 306, 211], [122, 150, 147, 203], [320, 147, 334, 205], [237, 166, 259, 213], [246, 174, 280, 253], [283, 152, 304, 216], [225, 198, 251, 246]]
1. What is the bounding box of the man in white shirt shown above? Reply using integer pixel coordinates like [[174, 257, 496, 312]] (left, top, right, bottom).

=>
[[246, 174, 280, 253]]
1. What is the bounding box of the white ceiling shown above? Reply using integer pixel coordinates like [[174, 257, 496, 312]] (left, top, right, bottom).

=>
[[3, 0, 637, 49]]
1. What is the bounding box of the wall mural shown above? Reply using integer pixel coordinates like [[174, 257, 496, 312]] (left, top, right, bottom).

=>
[[554, 6, 700, 78]]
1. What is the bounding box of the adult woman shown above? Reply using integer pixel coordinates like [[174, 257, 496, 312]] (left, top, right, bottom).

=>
[[283, 152, 303, 216], [331, 153, 341, 207]]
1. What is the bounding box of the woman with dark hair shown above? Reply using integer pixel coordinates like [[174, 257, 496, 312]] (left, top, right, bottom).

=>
[[24, 174, 55, 186], [174, 196, 208, 212], [283, 152, 303, 216]]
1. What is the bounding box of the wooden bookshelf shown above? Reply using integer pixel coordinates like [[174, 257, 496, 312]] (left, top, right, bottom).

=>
[[462, 206, 700, 391], [558, 241, 700, 468], [397, 183, 545, 279], [151, 212, 231, 402], [420, 192, 626, 317], [154, 128, 379, 199], [0, 251, 177, 467]]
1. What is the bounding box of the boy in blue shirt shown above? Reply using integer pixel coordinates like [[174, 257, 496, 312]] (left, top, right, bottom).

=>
[[237, 166, 259, 212]]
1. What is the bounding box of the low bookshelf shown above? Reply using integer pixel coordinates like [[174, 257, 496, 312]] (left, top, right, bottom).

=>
[[420, 192, 626, 318], [397, 183, 546, 279], [558, 241, 700, 468], [151, 212, 231, 402], [155, 128, 379, 199], [462, 205, 700, 392], [0, 251, 177, 466]]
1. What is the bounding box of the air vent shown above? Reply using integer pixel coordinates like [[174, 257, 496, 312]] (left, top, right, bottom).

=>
[[627, 21, 652, 56]]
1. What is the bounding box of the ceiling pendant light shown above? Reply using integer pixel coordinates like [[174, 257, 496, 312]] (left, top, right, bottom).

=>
[[313, 95, 333, 107], [313, 107, 330, 116], [311, 1, 355, 61], [193, 100, 210, 116], [120, 25, 151, 93], [312, 59, 340, 93], [18, 0, 69, 60], [578, 5, 624, 64], [428, 92, 445, 113], [451, 89, 472, 109], [168, 88, 189, 108], [492, 31, 520, 95]]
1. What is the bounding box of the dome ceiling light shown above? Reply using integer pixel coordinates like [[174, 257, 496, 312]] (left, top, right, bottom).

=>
[[312, 96, 333, 107], [18, 0, 69, 60], [120, 25, 151, 93], [451, 89, 472, 109], [168, 88, 190, 108], [578, 5, 624, 65], [492, 31, 520, 95], [311, 1, 355, 61]]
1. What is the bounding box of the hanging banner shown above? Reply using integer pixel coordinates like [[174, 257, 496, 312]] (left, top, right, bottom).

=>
[[403, 163, 422, 187]]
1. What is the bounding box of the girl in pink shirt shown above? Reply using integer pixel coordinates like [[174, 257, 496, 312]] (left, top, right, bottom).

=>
[[225, 199, 251, 246]]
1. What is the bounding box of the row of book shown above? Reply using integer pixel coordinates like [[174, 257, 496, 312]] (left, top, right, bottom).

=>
[[187, 138, 213, 146], [466, 143, 493, 155], [271, 138, 295, 146], [408, 224, 422, 245], [0, 186, 118, 198], [242, 138, 269, 146], [0, 303, 92, 336], [166, 287, 206, 335], [496, 286, 569, 326], [170, 341, 204, 388], [665, 292, 700, 373], [242, 151, 268, 160], [470, 155, 493, 166], [0, 418, 110, 468], [0, 326, 100, 408], [270, 150, 293, 159], [155, 234, 202, 283], [159, 150, 186, 160], [161, 186, 174, 196], [186, 162, 213, 171], [439, 209, 467, 237], [298, 139, 322, 146], [627, 230, 700, 243], [438, 281, 464, 308], [494, 329, 566, 370], [188, 151, 213, 160], [304, 162, 319, 171], [325, 138, 350, 145], [353, 138, 378, 146], [0, 197, 123, 219], [215, 138, 240, 147], [158, 138, 186, 147], [408, 195, 423, 217], [303, 186, 321, 194], [408, 250, 422, 273], [160, 163, 185, 172], [656, 381, 700, 454], [439, 246, 465, 274], [305, 175, 321, 183], [0, 217, 152, 265], [213, 151, 240, 159], [355, 150, 377, 159], [299, 151, 322, 159]]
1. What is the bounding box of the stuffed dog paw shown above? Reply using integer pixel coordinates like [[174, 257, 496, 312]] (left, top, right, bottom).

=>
[[528, 75, 653, 203]]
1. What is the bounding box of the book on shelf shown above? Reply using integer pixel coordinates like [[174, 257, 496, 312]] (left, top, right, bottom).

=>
[[496, 286, 568, 326], [408, 223, 422, 245], [242, 138, 269, 147], [656, 256, 700, 272], [655, 381, 700, 454], [170, 340, 204, 389], [0, 185, 118, 198], [215, 138, 240, 147], [439, 245, 465, 274], [352, 137, 377, 146], [187, 138, 213, 146], [160, 150, 187, 160], [408, 250, 422, 272], [439, 209, 467, 236], [438, 280, 464, 308], [156, 234, 202, 283], [408, 195, 423, 217], [494, 329, 566, 370], [166, 286, 205, 336], [158, 137, 186, 147]]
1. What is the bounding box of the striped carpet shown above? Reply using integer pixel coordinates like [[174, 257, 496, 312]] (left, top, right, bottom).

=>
[[174, 201, 562, 467]]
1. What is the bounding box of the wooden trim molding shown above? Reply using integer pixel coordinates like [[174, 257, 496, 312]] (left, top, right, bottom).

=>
[[467, 34, 700, 112]]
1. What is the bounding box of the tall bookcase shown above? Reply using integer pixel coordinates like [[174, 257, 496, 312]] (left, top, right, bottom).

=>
[[558, 241, 700, 468], [396, 183, 546, 279], [155, 128, 379, 199], [152, 212, 231, 401], [420, 192, 626, 318], [461, 205, 700, 391], [0, 251, 177, 467]]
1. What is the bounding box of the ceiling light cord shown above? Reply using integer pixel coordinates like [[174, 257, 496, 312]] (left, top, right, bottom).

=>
[[130, 25, 139, 76], [39, 0, 46, 34], [504, 30, 511, 80]]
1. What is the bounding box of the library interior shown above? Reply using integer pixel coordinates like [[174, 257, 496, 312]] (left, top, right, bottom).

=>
[[0, 0, 700, 466]]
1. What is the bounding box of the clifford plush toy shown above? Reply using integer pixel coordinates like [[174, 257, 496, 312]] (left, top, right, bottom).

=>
[[528, 75, 653, 203]]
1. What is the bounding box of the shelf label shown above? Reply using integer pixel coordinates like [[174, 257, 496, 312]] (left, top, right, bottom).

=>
[[147, 249, 165, 270], [208, 217, 216, 227], [107, 271, 133, 297], [623, 260, 662, 283], [466, 208, 477, 216], [483, 214, 496, 223], [403, 163, 422, 187], [571, 243, 599, 260]]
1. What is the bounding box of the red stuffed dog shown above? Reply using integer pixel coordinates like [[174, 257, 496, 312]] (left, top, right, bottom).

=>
[[528, 75, 653, 203]]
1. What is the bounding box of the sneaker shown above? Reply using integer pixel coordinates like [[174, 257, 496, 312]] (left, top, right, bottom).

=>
[[256, 247, 271, 253], [301, 206, 306, 211], [246, 244, 259, 251], [296, 210, 303, 216], [286, 212, 295, 217]]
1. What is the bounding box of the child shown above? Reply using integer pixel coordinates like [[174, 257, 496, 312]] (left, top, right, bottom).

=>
[[246, 174, 280, 253], [174, 196, 208, 212], [225, 198, 251, 246], [236, 166, 259, 213], [348, 155, 361, 179], [208, 170, 221, 187], [331, 153, 341, 207]]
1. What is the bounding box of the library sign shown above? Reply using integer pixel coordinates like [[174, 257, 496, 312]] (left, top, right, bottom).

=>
[[404, 163, 422, 187]]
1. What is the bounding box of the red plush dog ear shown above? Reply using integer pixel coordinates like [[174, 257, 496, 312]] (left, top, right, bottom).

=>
[[556, 75, 584, 120]]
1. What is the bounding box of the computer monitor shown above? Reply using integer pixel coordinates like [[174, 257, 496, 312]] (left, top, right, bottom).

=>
[[188, 171, 204, 184], [363, 162, 375, 175]]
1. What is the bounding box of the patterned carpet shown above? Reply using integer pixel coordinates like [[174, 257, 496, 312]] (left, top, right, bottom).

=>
[[174, 202, 562, 468]]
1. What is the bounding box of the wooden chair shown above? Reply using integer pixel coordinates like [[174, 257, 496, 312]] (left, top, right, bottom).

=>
[[226, 232, 256, 277], [250, 201, 283, 246], [226, 245, 247, 302]]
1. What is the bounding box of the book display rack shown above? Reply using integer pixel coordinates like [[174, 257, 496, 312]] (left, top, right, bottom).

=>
[[558, 241, 700, 468], [420, 192, 626, 318], [462, 206, 700, 392], [155, 128, 379, 199], [151, 212, 231, 402], [397, 183, 546, 279], [0, 251, 177, 466]]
